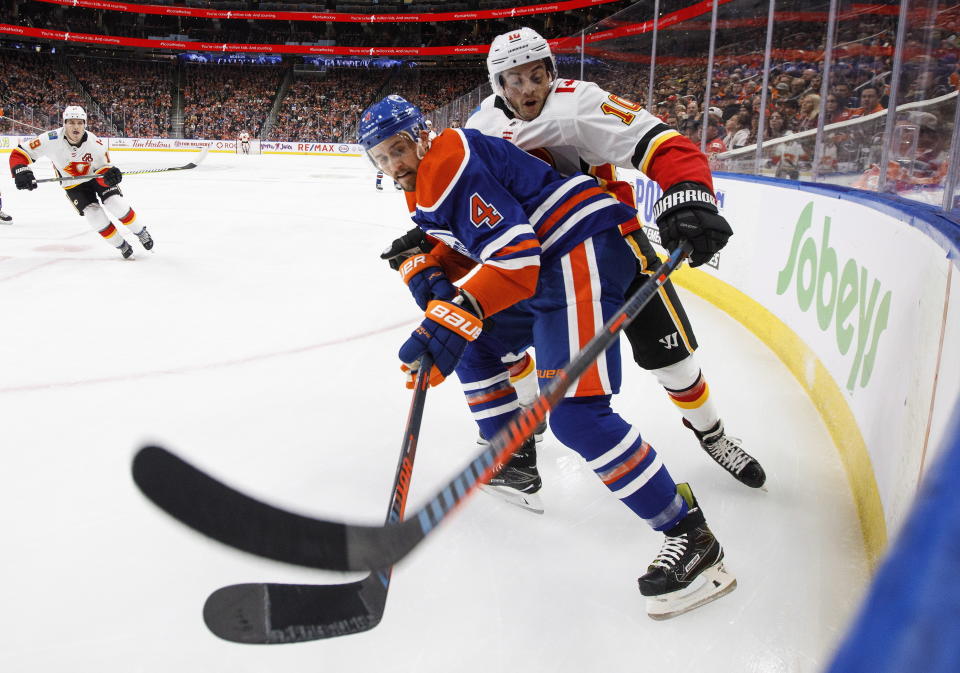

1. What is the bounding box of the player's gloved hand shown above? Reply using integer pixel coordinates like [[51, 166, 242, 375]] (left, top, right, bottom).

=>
[[398, 253, 457, 310], [653, 181, 732, 267], [398, 296, 482, 388], [96, 165, 122, 187], [13, 166, 37, 191], [380, 226, 431, 270]]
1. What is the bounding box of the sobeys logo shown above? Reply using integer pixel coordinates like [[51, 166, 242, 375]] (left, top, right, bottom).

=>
[[776, 202, 891, 392]]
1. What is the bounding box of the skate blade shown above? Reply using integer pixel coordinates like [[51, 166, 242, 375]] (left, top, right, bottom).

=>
[[645, 562, 737, 620], [479, 484, 544, 514]]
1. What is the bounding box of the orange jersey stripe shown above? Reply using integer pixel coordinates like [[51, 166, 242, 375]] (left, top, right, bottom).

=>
[[462, 263, 539, 317], [568, 243, 604, 396], [415, 129, 468, 212], [492, 238, 540, 259], [535, 186, 605, 239]]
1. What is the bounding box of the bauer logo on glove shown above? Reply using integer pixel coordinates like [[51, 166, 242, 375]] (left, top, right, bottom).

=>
[[399, 296, 482, 388]]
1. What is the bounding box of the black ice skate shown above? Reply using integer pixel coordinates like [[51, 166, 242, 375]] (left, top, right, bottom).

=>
[[638, 483, 736, 620], [684, 419, 766, 488], [0, 210, 12, 223], [479, 436, 544, 514], [136, 227, 154, 250], [119, 240, 134, 259]]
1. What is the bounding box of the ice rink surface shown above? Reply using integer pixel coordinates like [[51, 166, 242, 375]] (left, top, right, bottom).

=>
[[0, 150, 869, 672]]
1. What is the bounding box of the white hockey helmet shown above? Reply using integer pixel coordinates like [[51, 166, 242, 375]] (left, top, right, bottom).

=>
[[487, 27, 556, 100], [63, 105, 87, 122]]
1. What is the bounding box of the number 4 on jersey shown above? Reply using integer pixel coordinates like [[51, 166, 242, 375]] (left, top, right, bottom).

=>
[[470, 193, 503, 228]]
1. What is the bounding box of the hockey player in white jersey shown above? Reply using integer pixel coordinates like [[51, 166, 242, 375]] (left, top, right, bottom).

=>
[[465, 28, 765, 486], [470, 26, 750, 616], [9, 106, 153, 259], [238, 130, 251, 155]]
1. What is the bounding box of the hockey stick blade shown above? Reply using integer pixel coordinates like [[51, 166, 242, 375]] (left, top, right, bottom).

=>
[[203, 578, 388, 644], [133, 243, 692, 572], [36, 145, 209, 184], [201, 358, 432, 644]]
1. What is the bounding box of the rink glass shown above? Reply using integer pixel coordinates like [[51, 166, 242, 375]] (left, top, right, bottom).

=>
[[430, 0, 960, 215]]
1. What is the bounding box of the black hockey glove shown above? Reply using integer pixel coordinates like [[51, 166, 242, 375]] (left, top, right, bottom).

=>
[[97, 166, 123, 187], [380, 226, 431, 270], [653, 181, 732, 267], [13, 165, 37, 191]]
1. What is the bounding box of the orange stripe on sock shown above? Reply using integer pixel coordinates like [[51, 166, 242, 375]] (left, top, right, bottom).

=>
[[98, 224, 117, 239], [507, 353, 534, 380], [119, 209, 136, 225], [467, 386, 515, 406], [669, 379, 710, 410], [599, 441, 651, 485]]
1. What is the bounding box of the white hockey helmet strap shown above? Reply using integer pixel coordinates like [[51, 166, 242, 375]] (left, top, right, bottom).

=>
[[487, 28, 556, 103], [63, 105, 87, 122]]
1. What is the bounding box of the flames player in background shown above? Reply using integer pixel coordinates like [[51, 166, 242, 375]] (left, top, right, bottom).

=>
[[359, 94, 737, 619], [465, 28, 764, 491], [9, 106, 153, 259], [239, 130, 251, 155]]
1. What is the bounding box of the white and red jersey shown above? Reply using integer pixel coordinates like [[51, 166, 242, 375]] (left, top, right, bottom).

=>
[[239, 132, 250, 142], [10, 128, 110, 190], [466, 78, 713, 193]]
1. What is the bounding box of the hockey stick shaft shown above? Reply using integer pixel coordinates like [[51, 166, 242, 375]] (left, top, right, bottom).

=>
[[201, 357, 432, 644], [133, 242, 692, 571], [34, 146, 209, 184], [0, 115, 45, 132]]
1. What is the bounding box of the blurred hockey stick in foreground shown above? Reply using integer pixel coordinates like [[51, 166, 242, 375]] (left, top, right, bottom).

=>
[[0, 115, 46, 132], [35, 145, 210, 184], [201, 357, 432, 644], [132, 242, 694, 573]]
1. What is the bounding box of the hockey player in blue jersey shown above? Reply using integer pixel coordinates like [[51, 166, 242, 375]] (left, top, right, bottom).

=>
[[358, 94, 736, 619]]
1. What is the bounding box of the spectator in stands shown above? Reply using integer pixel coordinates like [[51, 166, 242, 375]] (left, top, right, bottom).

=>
[[796, 93, 820, 132], [825, 94, 853, 125], [831, 81, 854, 110], [723, 114, 750, 150], [852, 85, 884, 117]]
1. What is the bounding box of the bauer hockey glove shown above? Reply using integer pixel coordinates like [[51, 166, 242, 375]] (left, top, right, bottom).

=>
[[398, 296, 482, 388], [13, 166, 37, 191], [380, 226, 431, 271], [95, 166, 123, 187], [653, 181, 732, 267], [398, 252, 457, 310]]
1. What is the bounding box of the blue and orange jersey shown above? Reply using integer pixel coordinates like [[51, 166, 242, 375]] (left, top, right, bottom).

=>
[[406, 128, 636, 317]]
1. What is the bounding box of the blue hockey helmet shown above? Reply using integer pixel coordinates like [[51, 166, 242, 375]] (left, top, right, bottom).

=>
[[357, 95, 426, 153]]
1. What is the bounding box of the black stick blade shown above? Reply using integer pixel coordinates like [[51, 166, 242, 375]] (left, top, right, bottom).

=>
[[204, 581, 385, 644]]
